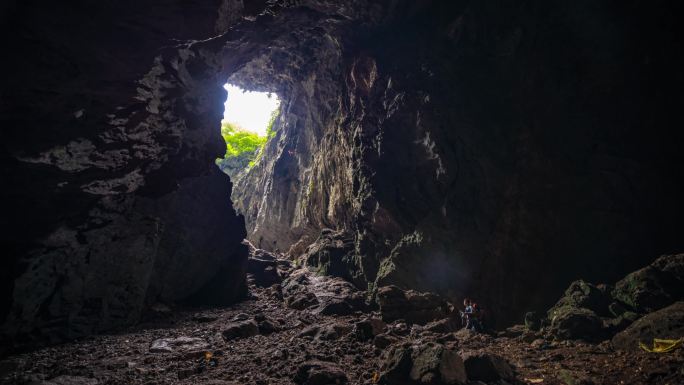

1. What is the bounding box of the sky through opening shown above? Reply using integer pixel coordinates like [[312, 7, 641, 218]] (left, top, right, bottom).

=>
[[223, 84, 280, 136]]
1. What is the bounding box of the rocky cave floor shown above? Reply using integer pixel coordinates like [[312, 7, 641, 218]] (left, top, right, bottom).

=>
[[1, 256, 682, 385]]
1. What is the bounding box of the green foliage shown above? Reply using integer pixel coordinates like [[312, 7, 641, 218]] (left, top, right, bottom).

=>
[[265, 108, 278, 139], [220, 121, 267, 158], [216, 111, 279, 176]]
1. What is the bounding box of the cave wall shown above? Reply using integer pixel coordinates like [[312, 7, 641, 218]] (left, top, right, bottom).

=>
[[2, 0, 683, 347], [357, 0, 684, 324], [0, 1, 257, 349], [234, 0, 684, 324], [231, 17, 355, 253]]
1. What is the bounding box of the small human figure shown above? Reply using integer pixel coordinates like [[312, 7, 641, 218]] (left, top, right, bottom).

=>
[[470, 302, 484, 331], [461, 298, 472, 327], [460, 297, 483, 332]]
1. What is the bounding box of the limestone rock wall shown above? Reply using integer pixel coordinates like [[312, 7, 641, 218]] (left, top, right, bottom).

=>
[[0, 1, 255, 348], [2, 0, 683, 345], [233, 1, 684, 325]]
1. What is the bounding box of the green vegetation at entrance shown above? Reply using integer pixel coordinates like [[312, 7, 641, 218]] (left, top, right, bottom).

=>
[[216, 109, 278, 177]]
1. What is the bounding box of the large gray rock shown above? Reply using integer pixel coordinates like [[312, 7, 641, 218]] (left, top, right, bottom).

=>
[[547, 306, 604, 341], [245, 241, 282, 288], [377, 286, 451, 325], [461, 352, 515, 382], [549, 280, 612, 317], [540, 254, 684, 342], [230, 0, 684, 331], [612, 254, 684, 313], [378, 341, 467, 385], [283, 269, 368, 315], [611, 301, 684, 351], [353, 317, 386, 341], [0, 0, 252, 348], [544, 280, 611, 341], [304, 229, 359, 284], [221, 320, 259, 341], [294, 361, 348, 385], [149, 336, 209, 353]]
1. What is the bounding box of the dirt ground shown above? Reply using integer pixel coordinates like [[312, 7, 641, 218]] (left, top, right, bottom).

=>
[[1, 268, 682, 385]]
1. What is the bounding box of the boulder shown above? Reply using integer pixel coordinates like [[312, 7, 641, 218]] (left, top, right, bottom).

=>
[[524, 311, 542, 331], [283, 271, 320, 310], [603, 311, 640, 334], [286, 292, 319, 310], [317, 295, 365, 316], [149, 336, 208, 353], [378, 341, 467, 385], [498, 324, 526, 338], [282, 269, 318, 310], [374, 333, 401, 349], [314, 277, 369, 316], [298, 325, 321, 338], [294, 361, 348, 385], [612, 254, 684, 313], [611, 301, 684, 351], [354, 318, 387, 341], [535, 254, 684, 342], [423, 318, 459, 334], [282, 268, 368, 314], [245, 242, 282, 288], [652, 253, 684, 281], [221, 320, 259, 341], [317, 323, 353, 341], [547, 306, 604, 341], [549, 280, 612, 317], [377, 286, 450, 325], [257, 319, 280, 335], [304, 229, 360, 285], [461, 352, 515, 382]]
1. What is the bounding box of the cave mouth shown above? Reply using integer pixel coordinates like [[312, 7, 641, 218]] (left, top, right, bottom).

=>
[[215, 83, 280, 178]]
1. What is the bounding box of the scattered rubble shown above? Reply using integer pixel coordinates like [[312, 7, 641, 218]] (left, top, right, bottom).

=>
[[1, 252, 682, 385], [526, 254, 684, 345], [376, 285, 451, 324], [149, 336, 209, 354]]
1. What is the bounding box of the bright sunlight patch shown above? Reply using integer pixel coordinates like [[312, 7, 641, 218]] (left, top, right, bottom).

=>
[[223, 84, 280, 136], [216, 84, 280, 177]]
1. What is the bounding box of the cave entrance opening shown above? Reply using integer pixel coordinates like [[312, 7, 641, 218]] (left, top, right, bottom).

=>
[[215, 83, 280, 178]]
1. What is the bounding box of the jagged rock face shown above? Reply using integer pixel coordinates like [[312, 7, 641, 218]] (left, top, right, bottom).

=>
[[611, 301, 684, 351], [232, 1, 684, 325], [0, 1, 267, 347], [2, 0, 684, 347]]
